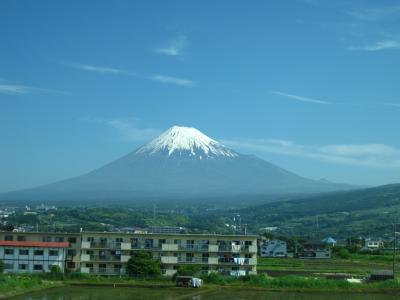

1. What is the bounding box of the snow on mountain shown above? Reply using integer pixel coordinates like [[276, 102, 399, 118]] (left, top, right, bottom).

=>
[[136, 125, 238, 158], [0, 125, 360, 203]]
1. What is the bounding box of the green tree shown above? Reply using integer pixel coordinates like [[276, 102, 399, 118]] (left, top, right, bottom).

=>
[[0, 259, 3, 274], [334, 247, 351, 259], [126, 251, 161, 277]]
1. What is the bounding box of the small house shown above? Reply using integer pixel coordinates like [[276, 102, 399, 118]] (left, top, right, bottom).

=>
[[298, 240, 331, 259]]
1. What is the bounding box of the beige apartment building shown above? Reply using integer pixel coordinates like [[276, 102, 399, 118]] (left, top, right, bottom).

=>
[[0, 231, 81, 273], [0, 231, 257, 276]]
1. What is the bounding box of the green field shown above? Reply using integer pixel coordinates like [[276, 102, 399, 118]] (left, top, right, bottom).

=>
[[258, 254, 400, 276]]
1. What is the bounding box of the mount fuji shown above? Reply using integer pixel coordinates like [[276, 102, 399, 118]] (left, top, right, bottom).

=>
[[1, 126, 357, 203]]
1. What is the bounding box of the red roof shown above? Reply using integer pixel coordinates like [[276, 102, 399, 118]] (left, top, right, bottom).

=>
[[0, 241, 70, 248]]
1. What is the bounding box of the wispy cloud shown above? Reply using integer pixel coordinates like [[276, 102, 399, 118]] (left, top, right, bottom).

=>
[[60, 61, 194, 87], [81, 117, 161, 142], [59, 61, 128, 74], [347, 5, 400, 22], [150, 74, 194, 87], [223, 139, 400, 169], [271, 91, 331, 105], [0, 84, 32, 95], [155, 36, 187, 56], [347, 40, 400, 51], [384, 102, 400, 108], [0, 82, 70, 96]]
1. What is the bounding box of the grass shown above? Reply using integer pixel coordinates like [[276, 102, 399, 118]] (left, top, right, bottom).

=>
[[257, 254, 399, 275], [0, 274, 64, 299], [202, 273, 400, 292]]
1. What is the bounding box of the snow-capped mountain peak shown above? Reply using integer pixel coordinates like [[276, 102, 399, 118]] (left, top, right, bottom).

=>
[[136, 125, 238, 158]]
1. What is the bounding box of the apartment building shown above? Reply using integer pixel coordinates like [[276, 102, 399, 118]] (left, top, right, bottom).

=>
[[0, 231, 81, 272], [0, 241, 69, 273], [80, 231, 257, 276], [0, 231, 257, 276]]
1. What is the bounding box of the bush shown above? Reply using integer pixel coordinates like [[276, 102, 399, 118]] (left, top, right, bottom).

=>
[[336, 248, 350, 259], [50, 265, 62, 273]]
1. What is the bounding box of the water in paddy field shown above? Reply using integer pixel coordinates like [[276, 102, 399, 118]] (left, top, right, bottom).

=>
[[11, 286, 400, 300]]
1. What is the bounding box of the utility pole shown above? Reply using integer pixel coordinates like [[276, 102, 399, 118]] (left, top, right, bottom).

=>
[[393, 223, 397, 278]]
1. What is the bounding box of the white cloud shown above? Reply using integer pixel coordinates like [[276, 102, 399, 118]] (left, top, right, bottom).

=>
[[151, 74, 194, 87], [81, 117, 161, 142], [0, 84, 31, 95], [155, 36, 187, 56], [347, 40, 400, 51], [347, 5, 400, 22], [0, 83, 69, 96], [385, 103, 400, 108], [223, 138, 400, 169], [271, 91, 330, 105], [60, 61, 194, 87], [60, 61, 127, 74]]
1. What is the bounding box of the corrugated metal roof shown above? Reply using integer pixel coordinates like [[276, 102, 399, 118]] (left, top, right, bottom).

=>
[[0, 241, 70, 248]]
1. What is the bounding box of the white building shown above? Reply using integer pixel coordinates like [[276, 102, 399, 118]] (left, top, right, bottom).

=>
[[365, 239, 384, 250], [260, 240, 287, 257], [0, 241, 69, 273]]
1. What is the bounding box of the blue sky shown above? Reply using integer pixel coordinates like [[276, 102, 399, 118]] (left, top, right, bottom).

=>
[[1, 0, 400, 192]]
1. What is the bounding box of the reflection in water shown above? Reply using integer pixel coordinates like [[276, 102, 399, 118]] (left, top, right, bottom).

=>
[[12, 286, 400, 300]]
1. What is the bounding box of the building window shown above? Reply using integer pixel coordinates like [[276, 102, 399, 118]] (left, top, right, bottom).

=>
[[34, 264, 43, 271], [145, 239, 153, 248], [43, 236, 52, 242], [85, 263, 93, 268], [49, 250, 59, 256], [116, 238, 123, 243], [87, 237, 94, 242], [5, 249, 14, 255], [67, 249, 77, 256], [4, 263, 14, 270], [17, 236, 26, 241], [86, 250, 94, 255], [4, 235, 13, 241], [67, 262, 76, 269], [68, 237, 77, 243], [99, 264, 106, 273], [55, 237, 64, 242], [34, 250, 44, 256], [244, 241, 252, 246], [19, 249, 29, 255], [19, 264, 28, 270]]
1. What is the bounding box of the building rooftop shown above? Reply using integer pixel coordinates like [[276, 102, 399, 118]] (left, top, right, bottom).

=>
[[0, 241, 70, 248]]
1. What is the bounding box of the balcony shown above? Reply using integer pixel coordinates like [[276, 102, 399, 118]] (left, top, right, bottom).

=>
[[178, 244, 209, 252], [242, 245, 257, 253], [218, 258, 253, 265], [81, 241, 91, 249], [88, 255, 122, 262], [80, 254, 90, 262], [161, 244, 178, 251], [120, 255, 130, 262], [120, 242, 131, 250], [177, 257, 209, 264], [161, 256, 178, 264], [208, 257, 219, 265], [218, 245, 256, 253]]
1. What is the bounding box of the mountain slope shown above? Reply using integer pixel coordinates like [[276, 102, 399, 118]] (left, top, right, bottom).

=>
[[238, 183, 400, 237], [1, 126, 358, 203]]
